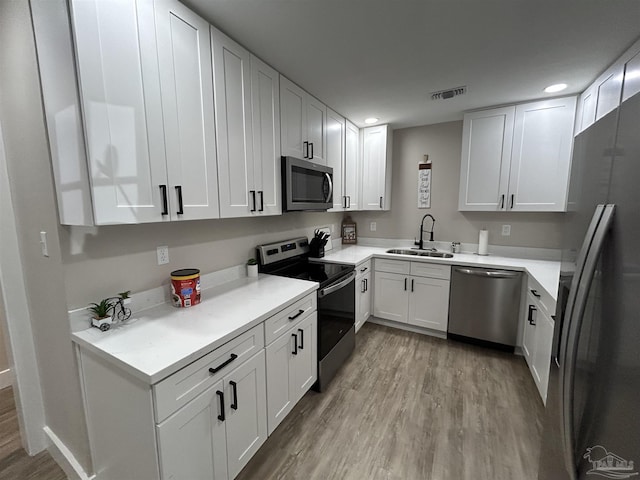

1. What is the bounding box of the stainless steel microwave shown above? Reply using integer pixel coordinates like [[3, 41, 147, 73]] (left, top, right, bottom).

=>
[[282, 156, 333, 211]]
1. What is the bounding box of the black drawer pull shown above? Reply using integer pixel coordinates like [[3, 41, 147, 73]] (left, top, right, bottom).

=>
[[303, 141, 309, 158], [411, 279, 414, 292], [361, 279, 366, 293], [258, 191, 264, 212], [216, 390, 225, 421], [404, 278, 407, 291], [292, 333, 298, 355], [298, 328, 304, 349], [360, 266, 368, 273], [229, 381, 238, 410], [528, 305, 537, 325], [288, 309, 304, 321], [209, 353, 238, 374], [159, 185, 168, 215], [364, 278, 368, 292], [310, 142, 314, 159], [175, 186, 184, 215], [530, 289, 541, 298], [250, 190, 256, 212]]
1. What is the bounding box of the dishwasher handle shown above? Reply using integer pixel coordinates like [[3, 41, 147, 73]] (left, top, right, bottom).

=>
[[454, 267, 520, 279]]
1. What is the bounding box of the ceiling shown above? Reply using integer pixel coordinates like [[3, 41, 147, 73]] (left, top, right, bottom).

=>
[[184, 0, 640, 129]]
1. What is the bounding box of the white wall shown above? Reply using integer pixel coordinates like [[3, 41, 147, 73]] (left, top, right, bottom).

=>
[[351, 121, 565, 248]]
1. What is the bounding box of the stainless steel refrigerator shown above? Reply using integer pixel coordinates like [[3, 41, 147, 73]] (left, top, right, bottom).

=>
[[537, 91, 640, 479]]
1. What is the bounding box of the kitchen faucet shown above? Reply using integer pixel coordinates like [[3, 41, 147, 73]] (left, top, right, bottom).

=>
[[414, 214, 436, 250]]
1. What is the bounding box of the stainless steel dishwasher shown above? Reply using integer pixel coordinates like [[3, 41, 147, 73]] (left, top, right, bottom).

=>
[[448, 266, 522, 351]]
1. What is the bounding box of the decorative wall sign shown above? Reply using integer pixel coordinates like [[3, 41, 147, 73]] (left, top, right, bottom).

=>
[[341, 216, 357, 244], [418, 159, 432, 209]]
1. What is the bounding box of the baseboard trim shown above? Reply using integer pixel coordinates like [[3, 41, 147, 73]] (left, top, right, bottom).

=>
[[43, 426, 95, 480], [0, 368, 11, 390], [367, 317, 447, 339]]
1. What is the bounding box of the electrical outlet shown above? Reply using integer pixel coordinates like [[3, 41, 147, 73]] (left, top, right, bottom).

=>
[[157, 246, 169, 265], [39, 231, 49, 257], [502, 225, 511, 236], [370, 222, 377, 232]]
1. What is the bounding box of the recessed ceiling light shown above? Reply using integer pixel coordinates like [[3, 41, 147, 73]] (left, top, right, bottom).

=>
[[544, 83, 568, 93], [364, 117, 379, 124]]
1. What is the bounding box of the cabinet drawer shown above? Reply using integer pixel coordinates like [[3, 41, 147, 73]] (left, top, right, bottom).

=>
[[264, 293, 317, 345], [410, 262, 451, 280], [527, 276, 556, 318], [375, 259, 410, 274], [154, 324, 264, 422], [356, 260, 372, 278]]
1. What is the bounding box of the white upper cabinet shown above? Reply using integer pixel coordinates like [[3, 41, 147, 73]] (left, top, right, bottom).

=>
[[280, 76, 327, 164], [361, 125, 393, 210], [213, 31, 282, 217], [344, 120, 361, 211], [622, 49, 640, 103], [575, 85, 597, 135], [508, 97, 577, 211], [70, 0, 168, 224], [326, 108, 346, 211], [155, 0, 219, 221], [459, 96, 576, 212], [594, 64, 624, 122], [458, 106, 515, 211]]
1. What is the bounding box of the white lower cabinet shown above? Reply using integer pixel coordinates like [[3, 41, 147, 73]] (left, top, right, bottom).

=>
[[265, 312, 317, 435], [522, 279, 556, 404], [355, 260, 372, 332], [373, 260, 450, 332]]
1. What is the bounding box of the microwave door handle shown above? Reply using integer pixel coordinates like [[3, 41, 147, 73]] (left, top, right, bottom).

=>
[[324, 172, 333, 203], [318, 271, 355, 298]]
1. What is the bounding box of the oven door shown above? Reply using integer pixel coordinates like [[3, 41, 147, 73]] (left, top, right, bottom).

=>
[[317, 271, 356, 361], [282, 156, 333, 211]]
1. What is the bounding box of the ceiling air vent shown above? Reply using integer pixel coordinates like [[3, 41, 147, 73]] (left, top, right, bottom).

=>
[[431, 86, 466, 100]]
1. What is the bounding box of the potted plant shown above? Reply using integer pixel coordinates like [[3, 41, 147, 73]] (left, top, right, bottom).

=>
[[89, 298, 115, 331], [247, 258, 258, 278], [118, 290, 132, 305]]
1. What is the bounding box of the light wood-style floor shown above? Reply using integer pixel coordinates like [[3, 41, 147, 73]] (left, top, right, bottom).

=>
[[0, 386, 66, 480], [238, 322, 544, 480]]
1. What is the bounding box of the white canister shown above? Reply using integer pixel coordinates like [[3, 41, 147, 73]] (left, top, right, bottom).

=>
[[247, 263, 258, 278]]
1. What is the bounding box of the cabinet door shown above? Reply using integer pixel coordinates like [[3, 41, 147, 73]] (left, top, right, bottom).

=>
[[306, 95, 326, 164], [508, 97, 576, 212], [71, 0, 167, 224], [373, 271, 409, 323], [212, 28, 255, 218], [326, 108, 345, 210], [458, 106, 514, 211], [575, 86, 597, 135], [531, 309, 554, 404], [356, 272, 372, 333], [361, 125, 388, 210], [156, 380, 228, 480], [407, 276, 450, 332], [595, 63, 624, 121], [344, 120, 361, 211], [224, 350, 267, 480], [292, 313, 317, 403], [622, 50, 640, 102], [155, 0, 219, 221], [265, 327, 297, 435], [280, 76, 306, 159], [250, 55, 281, 216], [522, 297, 537, 368]]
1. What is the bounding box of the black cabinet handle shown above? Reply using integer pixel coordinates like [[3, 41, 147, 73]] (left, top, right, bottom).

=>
[[258, 191, 264, 212], [500, 194, 505, 209], [531, 289, 541, 298], [347, 196, 351, 208], [159, 185, 168, 215], [310, 142, 314, 159], [404, 278, 407, 291], [303, 141, 309, 158], [250, 190, 256, 212], [365, 278, 368, 292], [292, 333, 298, 355], [379, 196, 383, 209], [528, 305, 537, 325], [298, 328, 304, 349], [361, 279, 366, 293], [216, 390, 225, 421], [288, 309, 304, 321], [229, 380, 238, 410], [209, 353, 238, 374], [360, 267, 368, 273], [510, 194, 515, 209], [411, 279, 414, 292], [175, 186, 184, 215], [343, 196, 347, 208]]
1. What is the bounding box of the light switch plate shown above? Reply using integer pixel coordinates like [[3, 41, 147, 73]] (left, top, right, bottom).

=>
[[157, 246, 169, 265], [501, 225, 511, 236]]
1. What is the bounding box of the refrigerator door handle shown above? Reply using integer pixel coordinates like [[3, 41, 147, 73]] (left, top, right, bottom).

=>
[[559, 204, 615, 480]]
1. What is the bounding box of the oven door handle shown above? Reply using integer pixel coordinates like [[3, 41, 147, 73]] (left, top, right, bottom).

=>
[[318, 271, 356, 298]]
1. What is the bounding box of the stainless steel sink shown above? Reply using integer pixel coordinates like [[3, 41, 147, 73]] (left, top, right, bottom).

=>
[[386, 249, 453, 258]]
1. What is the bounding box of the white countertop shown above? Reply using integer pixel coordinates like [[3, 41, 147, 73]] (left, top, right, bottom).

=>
[[72, 275, 318, 384], [317, 245, 561, 301]]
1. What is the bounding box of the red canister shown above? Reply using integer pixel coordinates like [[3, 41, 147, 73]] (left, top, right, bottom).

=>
[[171, 269, 201, 308]]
